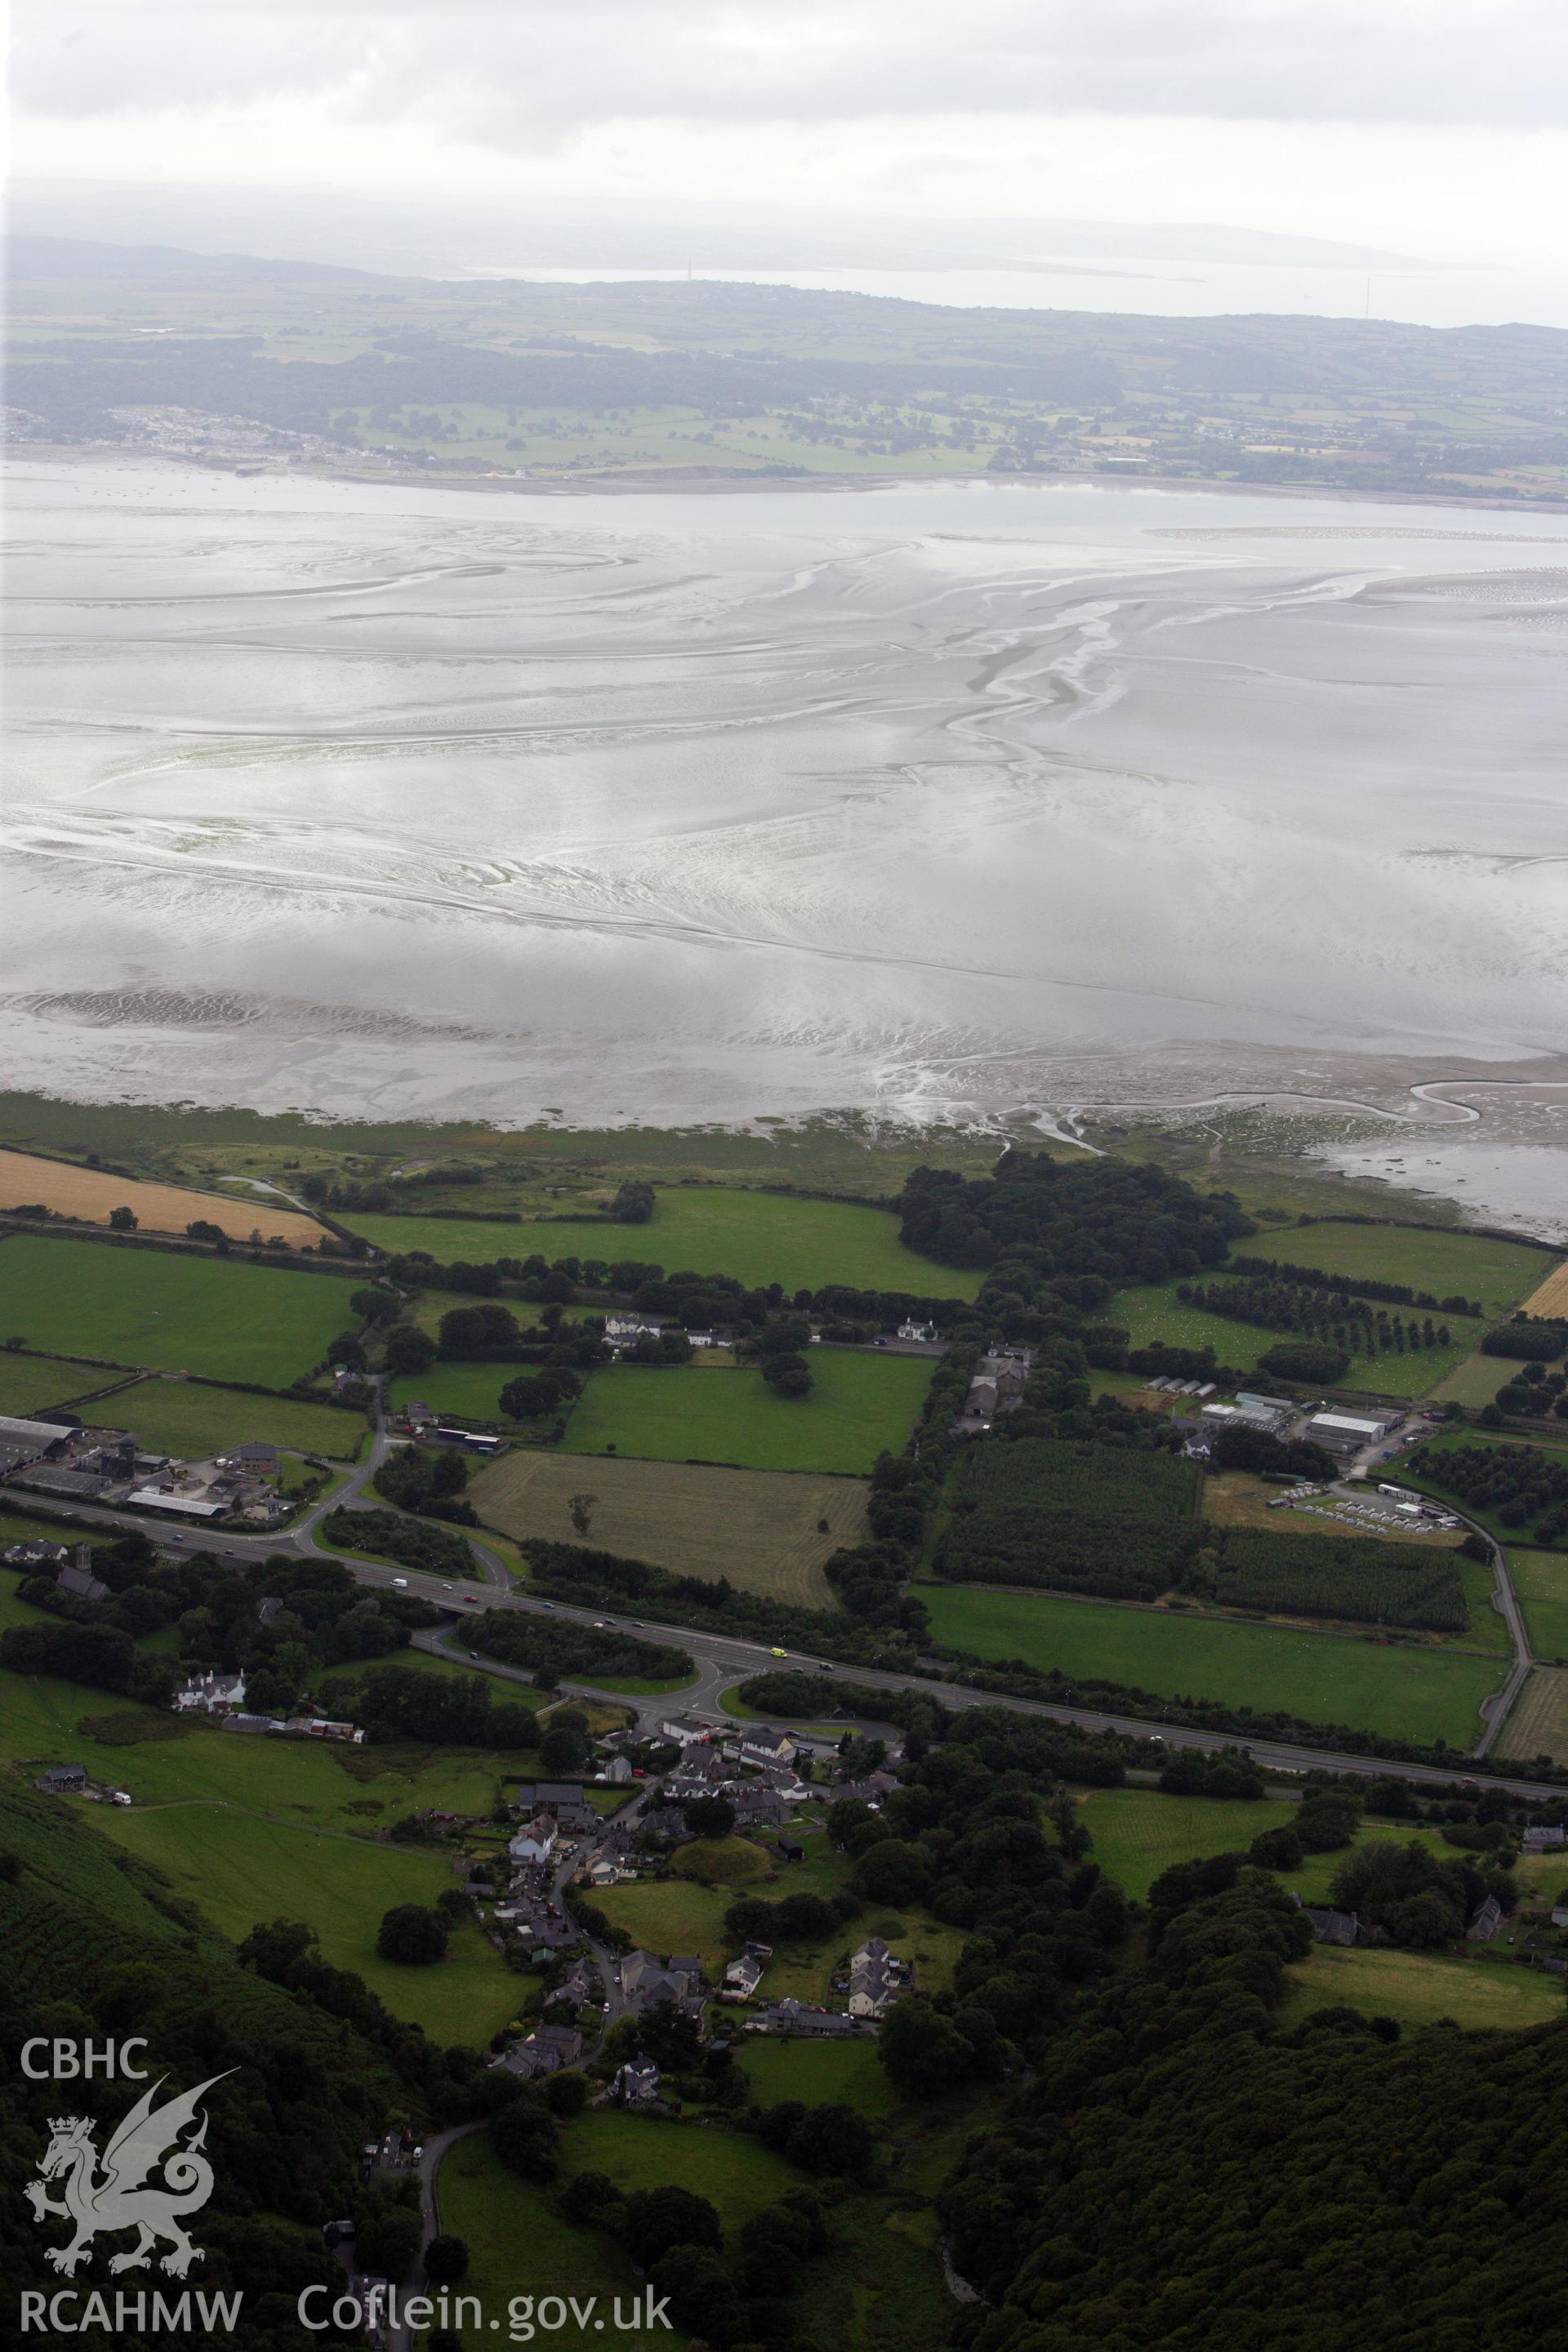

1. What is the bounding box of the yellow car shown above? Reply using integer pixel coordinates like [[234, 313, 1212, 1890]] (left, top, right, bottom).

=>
[[769, 1646, 787, 1658]]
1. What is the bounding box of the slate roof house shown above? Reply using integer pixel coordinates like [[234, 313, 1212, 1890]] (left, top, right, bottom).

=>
[[738, 1728, 797, 1768], [1303, 1907, 1360, 1948], [635, 1806, 689, 1846], [529, 1783, 597, 1830], [617, 1950, 706, 2015], [3, 1539, 69, 1570], [721, 1953, 766, 2001], [848, 1936, 906, 2018], [57, 1550, 109, 1604], [732, 1789, 788, 1831], [494, 2024, 584, 2078], [612, 2058, 662, 2106], [34, 1763, 87, 1795], [509, 1812, 560, 1867], [746, 1998, 870, 2040], [174, 1669, 247, 1714], [1467, 1895, 1504, 1944]]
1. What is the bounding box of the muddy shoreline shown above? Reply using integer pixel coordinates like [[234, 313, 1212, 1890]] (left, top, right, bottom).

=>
[[19, 442, 1568, 519]]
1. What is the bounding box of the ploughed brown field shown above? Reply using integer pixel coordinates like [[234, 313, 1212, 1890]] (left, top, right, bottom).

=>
[[0, 1148, 327, 1250]]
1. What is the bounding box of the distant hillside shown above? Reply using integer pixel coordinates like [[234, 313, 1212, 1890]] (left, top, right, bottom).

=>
[[8, 234, 1567, 501]]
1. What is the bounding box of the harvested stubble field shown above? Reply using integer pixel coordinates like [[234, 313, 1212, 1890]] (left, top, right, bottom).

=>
[[471, 1449, 862, 1606], [1508, 1549, 1568, 1664], [0, 1147, 326, 1250], [1520, 1260, 1568, 1321], [1495, 1664, 1568, 1766]]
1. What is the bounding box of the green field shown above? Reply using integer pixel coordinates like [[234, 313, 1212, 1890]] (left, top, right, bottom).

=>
[[922, 1584, 1500, 1745], [756, 1900, 964, 2007], [1071, 1788, 1299, 1899], [0, 1659, 520, 1829], [94, 1374, 367, 1461], [1276, 1943, 1562, 2033], [565, 2109, 801, 2230], [473, 1450, 862, 1609], [738, 2035, 898, 2116], [0, 1565, 57, 1632], [0, 1352, 118, 1415], [434, 2134, 638, 2352], [560, 1351, 934, 1477], [1509, 1550, 1568, 1665], [0, 1232, 357, 1387], [1427, 1348, 1518, 1410], [671, 1834, 773, 1884], [591, 1875, 737, 1971], [385, 1360, 527, 1423], [1071, 1786, 1456, 1904], [448, 2112, 801, 2349], [344, 1189, 982, 1299], [1112, 1274, 1484, 1398], [1244, 1222, 1553, 1316], [95, 1802, 519, 2044]]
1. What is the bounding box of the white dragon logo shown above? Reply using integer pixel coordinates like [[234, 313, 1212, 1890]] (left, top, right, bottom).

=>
[[24, 2072, 233, 2278]]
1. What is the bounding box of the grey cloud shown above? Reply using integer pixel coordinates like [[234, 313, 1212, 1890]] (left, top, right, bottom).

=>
[[13, 1, 1568, 131]]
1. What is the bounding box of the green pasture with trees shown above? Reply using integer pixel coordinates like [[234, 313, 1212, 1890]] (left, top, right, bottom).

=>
[[561, 1351, 936, 1477], [344, 1188, 984, 1298]]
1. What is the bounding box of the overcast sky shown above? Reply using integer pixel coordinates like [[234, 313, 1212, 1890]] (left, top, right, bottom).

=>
[[11, 1, 1568, 267]]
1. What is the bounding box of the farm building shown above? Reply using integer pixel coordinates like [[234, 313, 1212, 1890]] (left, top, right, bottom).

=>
[[0, 1413, 75, 1478], [1201, 1399, 1293, 1437]]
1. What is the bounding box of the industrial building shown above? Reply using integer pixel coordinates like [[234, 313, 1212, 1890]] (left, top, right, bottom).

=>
[[1305, 1409, 1400, 1457]]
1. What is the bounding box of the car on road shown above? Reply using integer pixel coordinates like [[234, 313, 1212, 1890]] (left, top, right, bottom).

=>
[[541, 1602, 555, 1610], [770, 1646, 787, 1658], [392, 1577, 409, 1589], [461, 1594, 479, 1605], [467, 1651, 479, 1659], [593, 1620, 607, 1628], [441, 1582, 453, 1591]]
